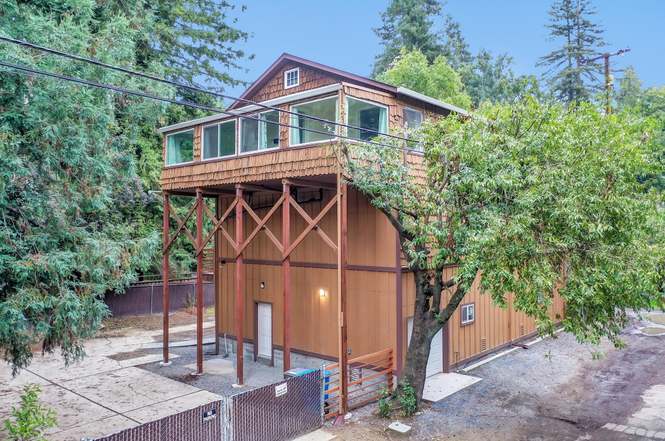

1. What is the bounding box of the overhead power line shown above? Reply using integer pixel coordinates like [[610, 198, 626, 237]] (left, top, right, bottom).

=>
[[0, 36, 413, 145], [0, 60, 420, 153]]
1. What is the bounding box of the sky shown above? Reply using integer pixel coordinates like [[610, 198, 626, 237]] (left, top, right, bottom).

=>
[[223, 0, 665, 101]]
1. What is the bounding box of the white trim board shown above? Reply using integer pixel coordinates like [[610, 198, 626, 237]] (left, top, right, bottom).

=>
[[157, 84, 342, 133]]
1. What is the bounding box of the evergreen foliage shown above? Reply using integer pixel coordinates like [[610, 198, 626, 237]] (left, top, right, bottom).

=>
[[373, 0, 542, 106], [537, 0, 606, 103], [372, 0, 444, 77], [0, 0, 248, 373]]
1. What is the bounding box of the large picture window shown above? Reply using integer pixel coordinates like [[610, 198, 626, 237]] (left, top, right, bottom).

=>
[[166, 129, 194, 165], [290, 96, 338, 146], [240, 111, 280, 153], [346, 97, 388, 141], [203, 120, 236, 159]]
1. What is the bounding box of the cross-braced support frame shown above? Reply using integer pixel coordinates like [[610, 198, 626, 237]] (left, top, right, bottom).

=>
[[161, 174, 349, 413]]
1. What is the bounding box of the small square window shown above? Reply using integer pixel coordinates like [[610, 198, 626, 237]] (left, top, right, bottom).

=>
[[461, 303, 475, 325], [284, 68, 299, 89]]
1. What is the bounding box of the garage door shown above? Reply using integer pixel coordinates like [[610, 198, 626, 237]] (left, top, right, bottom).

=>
[[407, 318, 443, 377]]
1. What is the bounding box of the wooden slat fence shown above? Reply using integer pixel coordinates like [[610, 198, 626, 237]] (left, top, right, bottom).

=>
[[323, 348, 393, 418]]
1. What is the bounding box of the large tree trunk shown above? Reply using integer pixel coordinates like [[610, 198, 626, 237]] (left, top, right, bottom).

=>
[[398, 268, 467, 404], [400, 307, 441, 401]]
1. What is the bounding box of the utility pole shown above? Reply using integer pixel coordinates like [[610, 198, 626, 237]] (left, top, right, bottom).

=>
[[582, 48, 631, 114]]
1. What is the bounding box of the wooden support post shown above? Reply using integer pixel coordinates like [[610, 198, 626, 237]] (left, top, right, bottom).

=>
[[395, 231, 403, 378], [162, 192, 170, 365], [282, 181, 292, 372], [337, 174, 349, 415], [234, 186, 245, 385], [195, 190, 204, 375], [214, 195, 222, 356]]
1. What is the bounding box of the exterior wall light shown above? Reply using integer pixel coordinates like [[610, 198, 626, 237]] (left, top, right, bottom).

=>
[[319, 288, 327, 298]]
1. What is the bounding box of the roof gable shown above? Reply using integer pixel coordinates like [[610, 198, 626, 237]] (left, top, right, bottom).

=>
[[228, 53, 397, 109]]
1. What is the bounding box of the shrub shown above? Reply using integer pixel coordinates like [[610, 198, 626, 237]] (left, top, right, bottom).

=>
[[3, 384, 57, 441]]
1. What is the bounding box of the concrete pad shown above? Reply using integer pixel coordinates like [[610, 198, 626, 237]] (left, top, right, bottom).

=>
[[28, 353, 124, 382], [422, 372, 482, 403], [292, 428, 338, 441], [628, 384, 665, 431], [20, 383, 116, 435], [0, 365, 49, 392], [49, 414, 138, 441], [63, 366, 200, 413], [124, 390, 222, 423], [184, 357, 234, 375]]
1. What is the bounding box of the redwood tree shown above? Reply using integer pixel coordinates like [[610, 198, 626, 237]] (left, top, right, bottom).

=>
[[341, 99, 664, 408]]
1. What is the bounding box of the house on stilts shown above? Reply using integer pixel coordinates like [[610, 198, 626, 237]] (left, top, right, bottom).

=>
[[158, 53, 565, 416]]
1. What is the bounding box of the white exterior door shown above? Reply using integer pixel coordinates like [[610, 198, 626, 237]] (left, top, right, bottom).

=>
[[407, 318, 443, 377], [257, 303, 272, 359]]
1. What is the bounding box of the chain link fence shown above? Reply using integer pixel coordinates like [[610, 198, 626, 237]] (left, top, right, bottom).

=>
[[89, 369, 322, 441]]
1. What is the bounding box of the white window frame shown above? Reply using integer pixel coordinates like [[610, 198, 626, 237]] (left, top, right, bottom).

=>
[[201, 119, 238, 161], [165, 128, 195, 166], [284, 68, 300, 89], [239, 111, 280, 156], [461, 303, 475, 325], [288, 95, 339, 147], [344, 95, 390, 140]]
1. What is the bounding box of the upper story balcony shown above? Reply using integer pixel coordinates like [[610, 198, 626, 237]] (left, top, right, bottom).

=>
[[158, 54, 466, 194]]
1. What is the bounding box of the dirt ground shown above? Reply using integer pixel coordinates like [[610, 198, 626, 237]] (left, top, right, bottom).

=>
[[99, 307, 215, 337], [327, 313, 665, 441]]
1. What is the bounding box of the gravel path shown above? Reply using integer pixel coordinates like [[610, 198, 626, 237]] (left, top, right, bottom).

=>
[[328, 314, 665, 440]]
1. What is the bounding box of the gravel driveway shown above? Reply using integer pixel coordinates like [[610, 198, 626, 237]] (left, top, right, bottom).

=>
[[328, 313, 665, 440]]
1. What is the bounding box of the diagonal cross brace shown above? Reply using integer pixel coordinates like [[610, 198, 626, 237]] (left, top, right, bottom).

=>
[[196, 198, 237, 255], [284, 196, 338, 258], [237, 196, 285, 256], [164, 199, 197, 254]]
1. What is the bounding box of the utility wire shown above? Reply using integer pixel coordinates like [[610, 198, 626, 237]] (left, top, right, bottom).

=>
[[0, 36, 414, 144], [0, 60, 419, 153]]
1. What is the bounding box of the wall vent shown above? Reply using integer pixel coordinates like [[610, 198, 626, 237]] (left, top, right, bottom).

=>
[[480, 337, 487, 352], [520, 325, 525, 336]]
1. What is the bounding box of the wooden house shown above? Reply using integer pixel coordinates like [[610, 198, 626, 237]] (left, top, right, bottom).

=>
[[158, 54, 564, 412]]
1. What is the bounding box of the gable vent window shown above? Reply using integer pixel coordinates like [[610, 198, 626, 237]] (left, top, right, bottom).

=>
[[284, 68, 300, 89], [461, 303, 475, 325]]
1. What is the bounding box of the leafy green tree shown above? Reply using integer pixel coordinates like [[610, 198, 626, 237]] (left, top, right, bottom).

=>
[[3, 384, 57, 441], [538, 0, 606, 103], [462, 50, 544, 105], [341, 99, 664, 407], [372, 0, 444, 77], [377, 49, 472, 109]]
